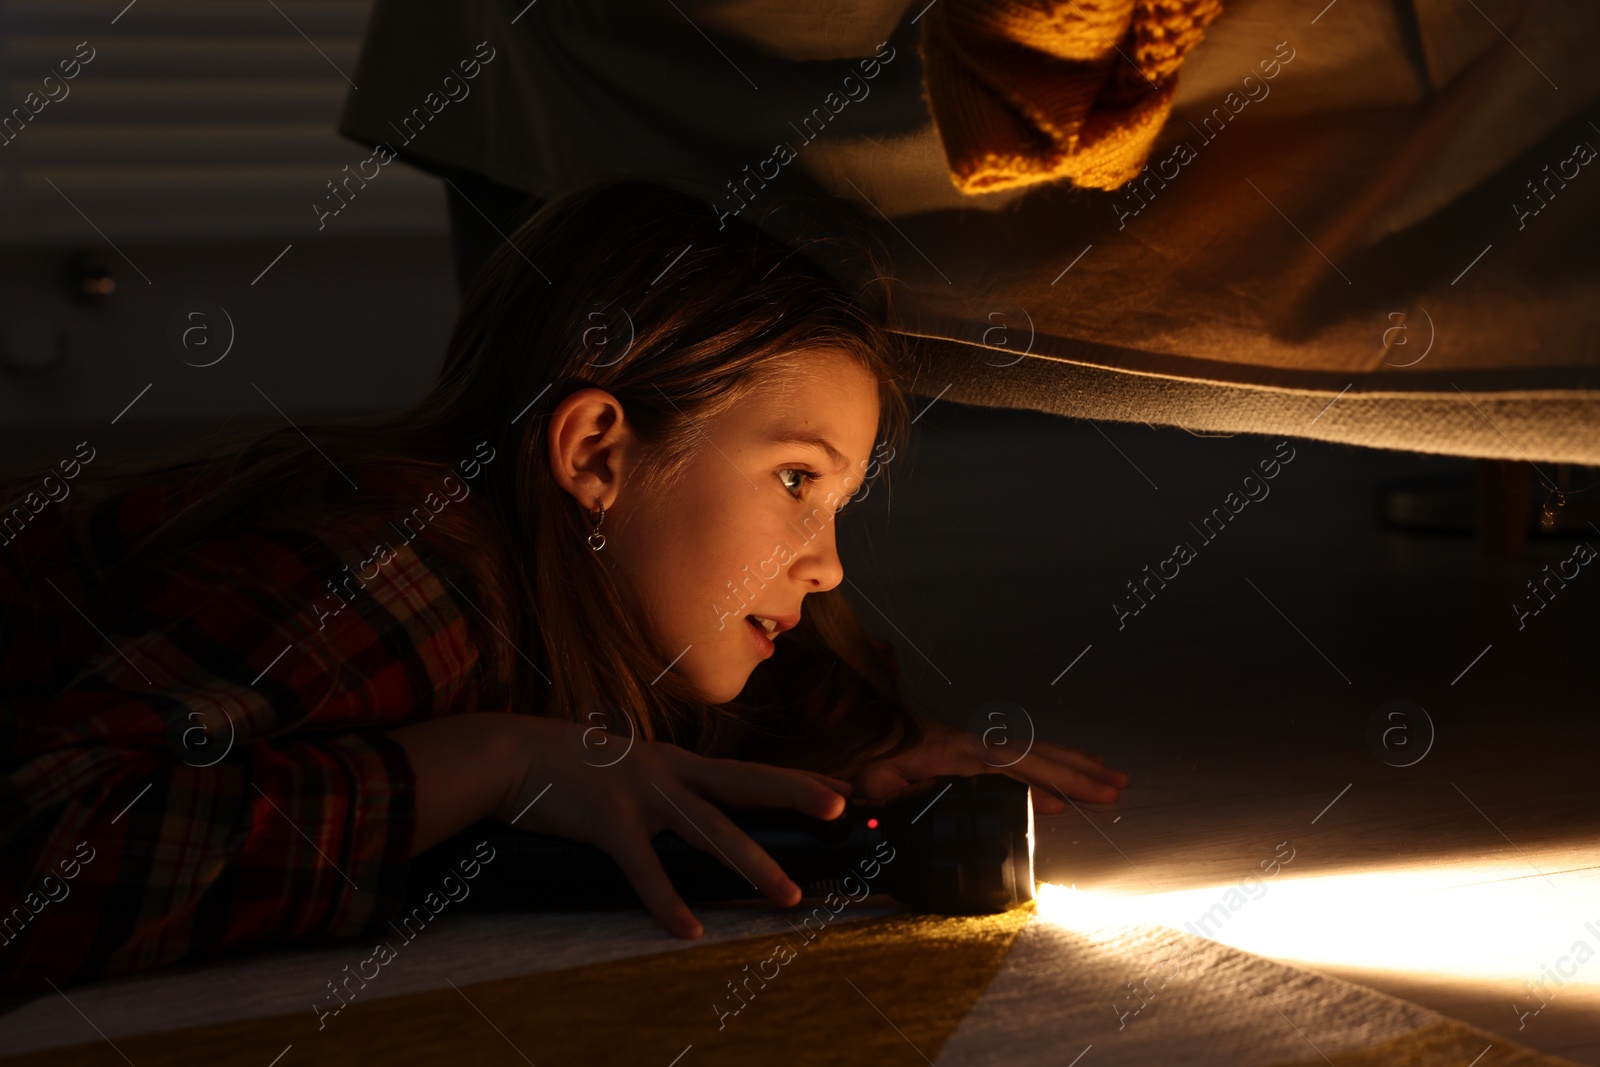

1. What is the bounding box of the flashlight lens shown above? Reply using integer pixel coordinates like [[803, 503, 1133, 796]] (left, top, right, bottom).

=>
[[1026, 786, 1036, 884]]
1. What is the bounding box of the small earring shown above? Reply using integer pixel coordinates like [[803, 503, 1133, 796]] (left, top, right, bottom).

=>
[[588, 501, 607, 552]]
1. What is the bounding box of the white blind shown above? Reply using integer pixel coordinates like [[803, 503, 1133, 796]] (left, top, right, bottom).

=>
[[0, 0, 447, 244]]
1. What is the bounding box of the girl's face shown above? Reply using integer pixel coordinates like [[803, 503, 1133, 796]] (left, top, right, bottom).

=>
[[548, 348, 883, 702]]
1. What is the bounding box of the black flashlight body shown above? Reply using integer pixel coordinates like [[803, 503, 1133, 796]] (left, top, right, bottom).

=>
[[406, 774, 1035, 916]]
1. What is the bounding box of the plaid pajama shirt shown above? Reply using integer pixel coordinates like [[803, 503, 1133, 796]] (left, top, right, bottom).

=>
[[0, 469, 510, 993]]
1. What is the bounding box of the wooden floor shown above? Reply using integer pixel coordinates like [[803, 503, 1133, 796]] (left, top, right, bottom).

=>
[[839, 401, 1600, 1065], [4, 404, 1597, 1063]]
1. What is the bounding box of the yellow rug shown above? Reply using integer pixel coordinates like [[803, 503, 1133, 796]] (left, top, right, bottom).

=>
[[1, 909, 1032, 1067]]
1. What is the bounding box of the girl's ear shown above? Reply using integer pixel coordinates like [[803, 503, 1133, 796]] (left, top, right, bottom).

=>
[[546, 387, 631, 507]]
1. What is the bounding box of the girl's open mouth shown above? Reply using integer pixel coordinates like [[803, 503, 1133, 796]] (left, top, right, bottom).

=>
[[745, 614, 776, 657]]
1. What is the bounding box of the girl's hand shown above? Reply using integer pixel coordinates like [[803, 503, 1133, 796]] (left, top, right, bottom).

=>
[[847, 715, 1128, 814], [495, 716, 852, 939]]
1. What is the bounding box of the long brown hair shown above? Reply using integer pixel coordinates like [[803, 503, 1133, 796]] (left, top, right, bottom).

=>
[[26, 178, 923, 775]]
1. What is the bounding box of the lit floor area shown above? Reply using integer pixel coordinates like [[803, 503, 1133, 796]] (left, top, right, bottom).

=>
[[845, 399, 1600, 1065]]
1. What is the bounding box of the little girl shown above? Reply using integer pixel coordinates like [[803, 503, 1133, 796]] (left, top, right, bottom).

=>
[[0, 179, 1125, 993]]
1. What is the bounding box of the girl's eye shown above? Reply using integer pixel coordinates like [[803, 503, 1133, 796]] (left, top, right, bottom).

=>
[[778, 468, 853, 518], [778, 468, 820, 498]]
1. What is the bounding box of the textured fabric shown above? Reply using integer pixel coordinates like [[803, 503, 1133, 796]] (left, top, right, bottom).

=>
[[0, 909, 1032, 1066], [933, 914, 1582, 1067], [0, 908, 1581, 1065], [0, 903, 901, 1053], [0, 468, 511, 993], [920, 0, 1225, 193]]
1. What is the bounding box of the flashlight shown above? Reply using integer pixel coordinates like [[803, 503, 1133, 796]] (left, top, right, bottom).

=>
[[407, 773, 1035, 915]]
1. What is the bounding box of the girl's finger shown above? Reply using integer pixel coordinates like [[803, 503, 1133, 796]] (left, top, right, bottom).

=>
[[855, 762, 911, 800], [1027, 739, 1129, 783], [596, 814, 704, 939], [1015, 743, 1128, 789], [792, 770, 855, 797], [1031, 789, 1068, 815], [898, 739, 989, 782], [993, 758, 1110, 806], [678, 757, 847, 820], [991, 768, 1055, 809], [1029, 767, 1119, 804], [1045, 757, 1127, 790], [1029, 739, 1099, 763], [661, 788, 801, 908]]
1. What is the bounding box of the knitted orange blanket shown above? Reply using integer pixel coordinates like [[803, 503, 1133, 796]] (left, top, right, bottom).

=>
[[920, 0, 1225, 193]]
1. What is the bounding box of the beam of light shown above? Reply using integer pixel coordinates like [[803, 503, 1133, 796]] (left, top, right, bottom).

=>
[[1034, 862, 1600, 987]]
